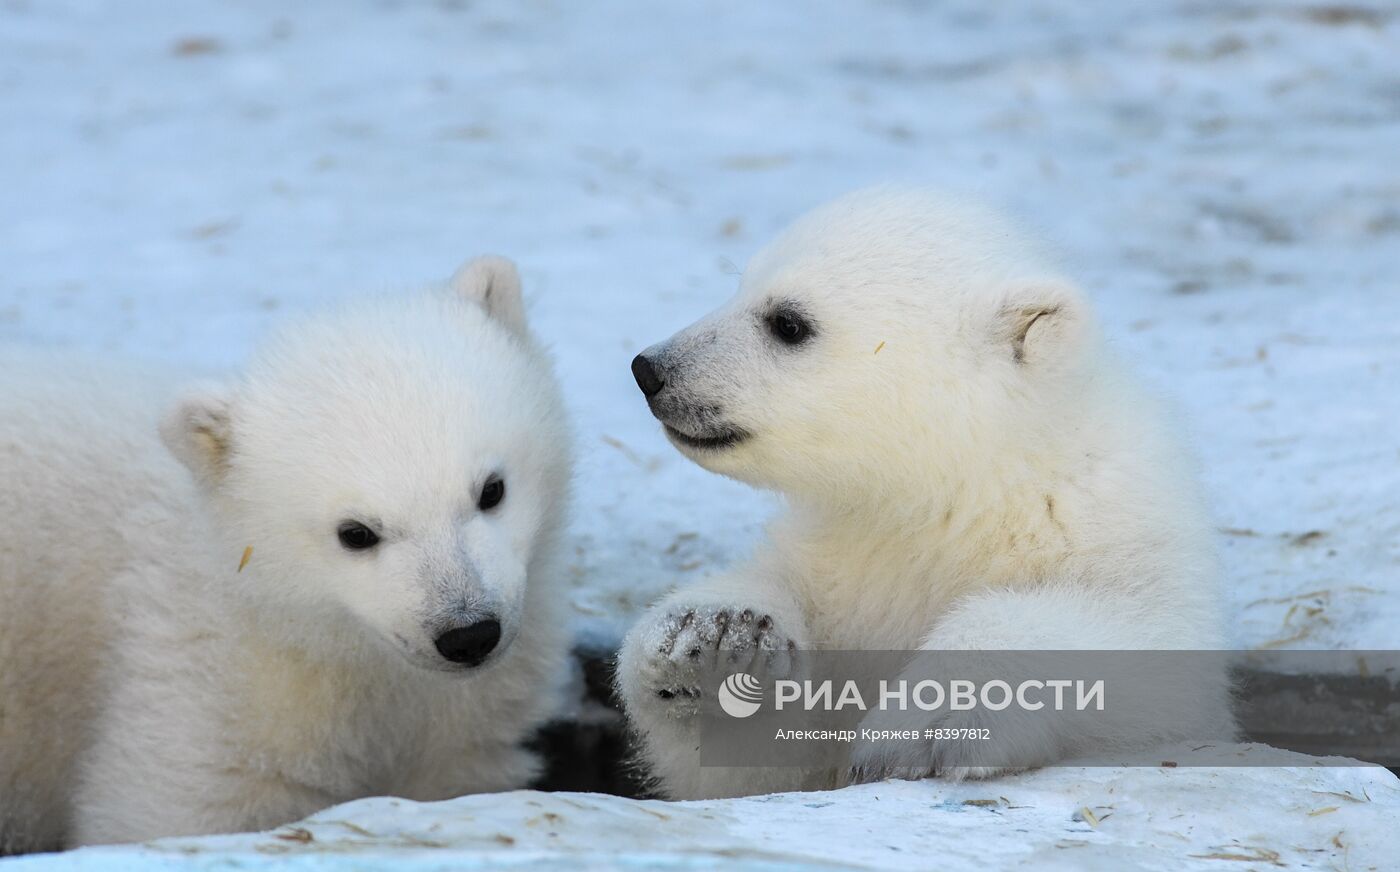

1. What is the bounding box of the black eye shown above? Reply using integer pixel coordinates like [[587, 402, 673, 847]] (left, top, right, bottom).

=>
[[337, 521, 380, 551], [478, 475, 506, 511], [766, 310, 812, 346]]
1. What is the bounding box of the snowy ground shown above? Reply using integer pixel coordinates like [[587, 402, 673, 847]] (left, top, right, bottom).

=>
[[3, 1, 1398, 867], [3, 0, 1398, 650], [4, 746, 1396, 871]]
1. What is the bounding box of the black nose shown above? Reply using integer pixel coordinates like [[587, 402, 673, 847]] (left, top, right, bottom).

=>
[[434, 619, 501, 666], [631, 353, 665, 398]]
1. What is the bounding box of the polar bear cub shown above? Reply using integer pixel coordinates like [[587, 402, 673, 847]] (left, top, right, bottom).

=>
[[0, 257, 572, 852], [619, 188, 1233, 800]]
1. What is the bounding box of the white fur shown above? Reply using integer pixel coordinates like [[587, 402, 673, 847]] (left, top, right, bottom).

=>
[[0, 256, 573, 851], [617, 188, 1234, 799]]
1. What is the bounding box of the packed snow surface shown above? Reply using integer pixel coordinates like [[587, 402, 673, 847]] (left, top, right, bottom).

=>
[[3, 745, 1396, 871]]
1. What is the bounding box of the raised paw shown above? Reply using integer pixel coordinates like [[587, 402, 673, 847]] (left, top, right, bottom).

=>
[[624, 604, 800, 718]]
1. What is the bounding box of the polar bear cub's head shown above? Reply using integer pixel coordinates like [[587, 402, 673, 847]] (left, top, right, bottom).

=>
[[632, 188, 1101, 499], [161, 257, 571, 673]]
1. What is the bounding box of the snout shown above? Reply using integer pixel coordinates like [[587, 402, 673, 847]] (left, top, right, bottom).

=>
[[629, 345, 750, 451], [433, 618, 502, 667], [631, 353, 665, 398]]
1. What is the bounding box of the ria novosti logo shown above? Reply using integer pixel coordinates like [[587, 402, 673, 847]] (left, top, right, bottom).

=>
[[717, 671, 1107, 718], [717, 672, 764, 718]]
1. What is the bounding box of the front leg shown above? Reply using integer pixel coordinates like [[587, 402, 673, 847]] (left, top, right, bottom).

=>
[[616, 568, 813, 799], [849, 583, 1235, 785], [73, 712, 333, 846], [69, 645, 335, 846]]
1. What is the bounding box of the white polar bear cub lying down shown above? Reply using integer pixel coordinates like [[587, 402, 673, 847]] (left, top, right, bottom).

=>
[[619, 188, 1234, 800], [0, 257, 571, 853]]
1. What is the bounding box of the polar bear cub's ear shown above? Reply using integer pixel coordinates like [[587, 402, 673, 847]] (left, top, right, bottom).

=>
[[160, 384, 235, 489], [994, 280, 1090, 370], [450, 254, 527, 334]]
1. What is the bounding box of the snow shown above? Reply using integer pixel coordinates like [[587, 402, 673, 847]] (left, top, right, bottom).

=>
[[3, 745, 1395, 871], [2, 0, 1397, 866], [3, 0, 1397, 650]]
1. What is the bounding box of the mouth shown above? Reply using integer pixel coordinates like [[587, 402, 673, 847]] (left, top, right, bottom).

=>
[[662, 423, 749, 451]]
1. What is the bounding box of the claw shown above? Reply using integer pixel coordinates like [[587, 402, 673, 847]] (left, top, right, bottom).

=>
[[641, 605, 798, 714]]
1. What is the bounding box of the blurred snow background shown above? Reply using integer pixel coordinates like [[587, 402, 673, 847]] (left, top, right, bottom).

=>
[[2, 0, 1397, 651]]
